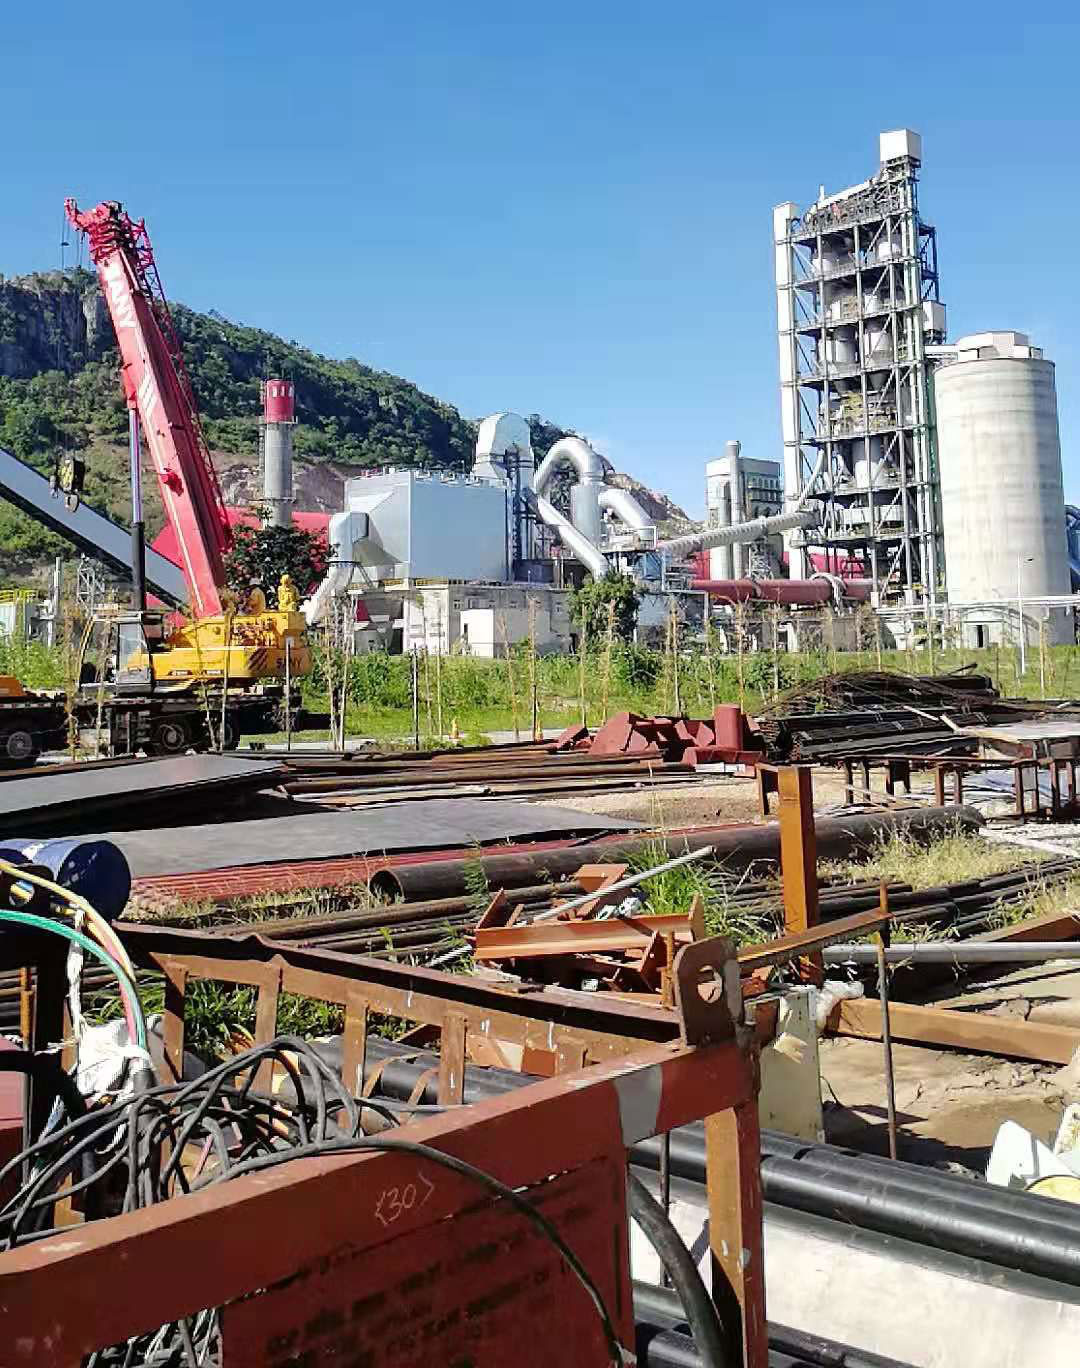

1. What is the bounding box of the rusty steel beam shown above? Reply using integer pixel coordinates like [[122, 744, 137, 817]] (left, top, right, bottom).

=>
[[473, 913, 696, 964]]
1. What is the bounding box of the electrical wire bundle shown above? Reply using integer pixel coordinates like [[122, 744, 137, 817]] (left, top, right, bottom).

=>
[[0, 1034, 629, 1367]]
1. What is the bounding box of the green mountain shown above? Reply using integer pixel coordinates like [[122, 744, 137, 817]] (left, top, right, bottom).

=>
[[0, 269, 689, 584], [0, 269, 498, 579]]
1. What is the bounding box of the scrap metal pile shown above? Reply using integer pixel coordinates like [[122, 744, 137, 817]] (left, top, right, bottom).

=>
[[760, 666, 1080, 766]]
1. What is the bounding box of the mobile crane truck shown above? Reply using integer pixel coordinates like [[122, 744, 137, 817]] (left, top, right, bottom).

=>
[[63, 199, 313, 756]]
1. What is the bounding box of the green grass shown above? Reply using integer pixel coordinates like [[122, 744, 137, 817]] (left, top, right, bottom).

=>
[[821, 826, 1080, 941], [624, 840, 778, 945], [820, 826, 1052, 891]]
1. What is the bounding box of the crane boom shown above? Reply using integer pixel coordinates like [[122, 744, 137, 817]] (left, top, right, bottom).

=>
[[65, 199, 232, 618]]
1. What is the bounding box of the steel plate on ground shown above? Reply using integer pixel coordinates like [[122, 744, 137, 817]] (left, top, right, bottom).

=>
[[0, 754, 286, 836], [83, 797, 642, 877]]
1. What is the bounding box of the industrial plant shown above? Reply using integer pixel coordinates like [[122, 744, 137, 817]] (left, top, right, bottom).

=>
[[4, 126, 1080, 1368]]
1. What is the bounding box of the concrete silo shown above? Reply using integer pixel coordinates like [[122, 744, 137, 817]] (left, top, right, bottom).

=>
[[935, 332, 1071, 647]]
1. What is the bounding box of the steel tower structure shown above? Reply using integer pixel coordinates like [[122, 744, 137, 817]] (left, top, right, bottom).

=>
[[774, 129, 946, 600]]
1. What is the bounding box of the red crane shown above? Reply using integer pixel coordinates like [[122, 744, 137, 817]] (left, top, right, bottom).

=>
[[64, 199, 232, 619]]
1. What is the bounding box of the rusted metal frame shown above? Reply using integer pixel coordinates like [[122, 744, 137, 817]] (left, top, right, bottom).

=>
[[0, 1037, 759, 1367], [438, 1011, 467, 1104], [706, 1096, 767, 1368], [555, 863, 629, 919], [756, 763, 779, 816], [133, 936, 685, 1084], [124, 923, 683, 1047]]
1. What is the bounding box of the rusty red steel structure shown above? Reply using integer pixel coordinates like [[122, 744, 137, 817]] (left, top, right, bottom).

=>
[[554, 706, 765, 768], [1, 928, 767, 1368], [65, 199, 232, 617]]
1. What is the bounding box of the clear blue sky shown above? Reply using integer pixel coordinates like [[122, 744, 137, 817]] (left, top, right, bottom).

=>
[[6, 1, 1079, 517]]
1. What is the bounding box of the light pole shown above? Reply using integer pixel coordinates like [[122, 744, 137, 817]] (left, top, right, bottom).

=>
[[1017, 554, 1034, 676]]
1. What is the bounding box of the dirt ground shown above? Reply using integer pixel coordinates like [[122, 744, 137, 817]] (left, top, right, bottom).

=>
[[541, 767, 864, 828], [820, 960, 1080, 1168]]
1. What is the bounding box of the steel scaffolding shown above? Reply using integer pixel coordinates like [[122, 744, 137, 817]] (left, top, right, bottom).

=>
[[775, 129, 945, 603]]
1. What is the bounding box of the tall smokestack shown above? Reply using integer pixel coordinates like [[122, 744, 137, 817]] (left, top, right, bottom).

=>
[[261, 378, 295, 528]]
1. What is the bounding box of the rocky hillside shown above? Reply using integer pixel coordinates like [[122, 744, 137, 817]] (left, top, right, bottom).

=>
[[0, 270, 693, 581]]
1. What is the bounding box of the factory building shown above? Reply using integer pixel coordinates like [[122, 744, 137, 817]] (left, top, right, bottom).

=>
[[934, 331, 1071, 647], [304, 412, 807, 654], [775, 129, 945, 600], [705, 441, 783, 580]]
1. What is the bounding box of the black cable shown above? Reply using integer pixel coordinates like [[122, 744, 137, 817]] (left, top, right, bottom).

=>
[[628, 1171, 733, 1368], [2, 1035, 629, 1367]]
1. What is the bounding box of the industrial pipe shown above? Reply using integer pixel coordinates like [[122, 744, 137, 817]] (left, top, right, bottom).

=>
[[825, 942, 1080, 966], [658, 507, 821, 560], [367, 805, 983, 901], [534, 436, 606, 545], [598, 485, 656, 534], [690, 577, 832, 605], [303, 509, 368, 626], [525, 489, 609, 579], [533, 436, 606, 497]]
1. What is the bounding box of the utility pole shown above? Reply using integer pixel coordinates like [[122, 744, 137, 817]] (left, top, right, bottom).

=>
[[129, 408, 146, 612]]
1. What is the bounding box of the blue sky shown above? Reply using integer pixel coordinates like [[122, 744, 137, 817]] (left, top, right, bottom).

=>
[[5, 1, 1079, 517]]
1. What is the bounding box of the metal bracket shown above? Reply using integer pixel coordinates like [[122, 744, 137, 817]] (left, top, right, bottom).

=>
[[672, 936, 742, 1046]]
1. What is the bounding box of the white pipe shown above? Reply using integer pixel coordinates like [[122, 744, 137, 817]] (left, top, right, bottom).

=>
[[658, 507, 820, 559], [529, 845, 716, 922], [727, 440, 743, 579], [825, 942, 1080, 966], [597, 486, 655, 533], [526, 490, 608, 579], [303, 510, 368, 625], [534, 436, 606, 496]]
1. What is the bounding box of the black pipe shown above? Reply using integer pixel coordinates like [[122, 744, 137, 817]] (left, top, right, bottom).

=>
[[634, 1283, 914, 1368], [369, 806, 983, 901], [348, 1036, 1080, 1289]]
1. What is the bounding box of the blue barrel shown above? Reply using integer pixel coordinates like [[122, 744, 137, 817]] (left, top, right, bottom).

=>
[[0, 840, 131, 921]]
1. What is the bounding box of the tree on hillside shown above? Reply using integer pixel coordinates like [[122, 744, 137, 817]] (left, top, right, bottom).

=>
[[224, 523, 328, 608], [570, 572, 640, 643]]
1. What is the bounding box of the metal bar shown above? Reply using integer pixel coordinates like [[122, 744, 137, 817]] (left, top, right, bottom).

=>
[[529, 847, 715, 923], [776, 766, 819, 937], [875, 939, 898, 1161]]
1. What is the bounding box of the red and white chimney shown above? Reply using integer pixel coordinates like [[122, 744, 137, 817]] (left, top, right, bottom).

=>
[[261, 378, 296, 527]]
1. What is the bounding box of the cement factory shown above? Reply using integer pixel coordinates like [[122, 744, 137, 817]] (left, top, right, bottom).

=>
[[7, 133, 1080, 1368], [0, 127, 1072, 663], [260, 128, 1075, 658]]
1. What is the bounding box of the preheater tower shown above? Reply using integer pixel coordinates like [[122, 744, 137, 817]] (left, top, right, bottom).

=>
[[261, 379, 296, 528], [775, 130, 946, 599]]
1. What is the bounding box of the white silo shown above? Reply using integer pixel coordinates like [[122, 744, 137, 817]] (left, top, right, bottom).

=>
[[935, 332, 1071, 646]]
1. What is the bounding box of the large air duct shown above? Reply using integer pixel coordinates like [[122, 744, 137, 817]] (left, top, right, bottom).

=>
[[303, 509, 367, 625], [597, 486, 655, 535], [473, 412, 536, 568], [659, 506, 820, 560], [534, 437, 606, 545], [525, 489, 609, 579]]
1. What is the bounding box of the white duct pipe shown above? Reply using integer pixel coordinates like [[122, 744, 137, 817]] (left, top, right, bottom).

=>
[[597, 486, 655, 533], [727, 440, 744, 579], [533, 436, 606, 495], [473, 411, 534, 488], [526, 490, 609, 579], [658, 506, 820, 559], [303, 510, 368, 626], [534, 437, 606, 547]]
